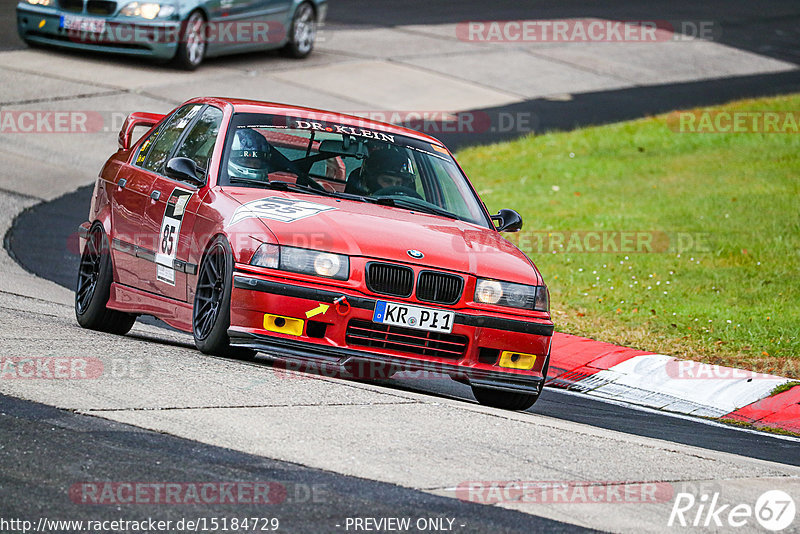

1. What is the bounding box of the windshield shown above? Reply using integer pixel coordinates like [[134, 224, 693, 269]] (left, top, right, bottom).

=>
[[220, 113, 492, 227]]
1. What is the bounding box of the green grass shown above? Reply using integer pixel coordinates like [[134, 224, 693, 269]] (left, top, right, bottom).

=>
[[457, 94, 800, 377], [717, 418, 800, 438], [771, 382, 800, 396]]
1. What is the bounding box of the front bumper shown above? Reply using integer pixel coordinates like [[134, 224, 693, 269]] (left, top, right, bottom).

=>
[[229, 272, 554, 394], [17, 5, 179, 59]]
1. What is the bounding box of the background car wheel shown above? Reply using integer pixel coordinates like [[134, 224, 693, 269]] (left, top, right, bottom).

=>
[[281, 2, 316, 58], [174, 10, 206, 70], [193, 236, 256, 359], [471, 386, 539, 411], [75, 225, 136, 335]]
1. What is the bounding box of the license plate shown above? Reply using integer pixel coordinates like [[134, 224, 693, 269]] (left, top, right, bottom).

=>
[[372, 300, 454, 333], [60, 15, 106, 33]]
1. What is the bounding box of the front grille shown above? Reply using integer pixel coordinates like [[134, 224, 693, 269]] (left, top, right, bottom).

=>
[[417, 271, 463, 304], [346, 319, 468, 360], [365, 262, 413, 297], [86, 0, 116, 14], [59, 0, 84, 12]]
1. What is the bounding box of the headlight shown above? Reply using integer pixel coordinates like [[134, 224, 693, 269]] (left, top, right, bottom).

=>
[[25, 0, 52, 5], [250, 243, 278, 269], [474, 278, 548, 311], [119, 2, 175, 18], [313, 253, 342, 278], [250, 244, 349, 280], [475, 279, 503, 304]]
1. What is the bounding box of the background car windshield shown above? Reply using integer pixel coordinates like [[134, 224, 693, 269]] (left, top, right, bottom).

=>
[[221, 113, 492, 227]]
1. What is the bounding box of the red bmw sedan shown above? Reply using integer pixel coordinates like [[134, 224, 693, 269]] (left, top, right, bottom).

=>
[[76, 97, 553, 410]]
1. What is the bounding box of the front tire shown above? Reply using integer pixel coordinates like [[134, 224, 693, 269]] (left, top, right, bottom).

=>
[[75, 225, 136, 335], [281, 2, 316, 58], [193, 237, 255, 359], [471, 387, 539, 411], [174, 10, 206, 70]]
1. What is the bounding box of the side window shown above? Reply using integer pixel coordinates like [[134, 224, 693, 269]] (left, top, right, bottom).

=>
[[426, 156, 465, 211], [433, 160, 459, 209], [134, 126, 161, 167], [142, 104, 203, 174], [174, 106, 224, 177]]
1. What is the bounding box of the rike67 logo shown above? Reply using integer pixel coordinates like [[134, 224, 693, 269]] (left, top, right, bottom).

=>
[[669, 490, 796, 531]]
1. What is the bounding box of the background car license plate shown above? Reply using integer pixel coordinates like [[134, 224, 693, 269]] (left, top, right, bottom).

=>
[[373, 301, 454, 333], [60, 15, 106, 33]]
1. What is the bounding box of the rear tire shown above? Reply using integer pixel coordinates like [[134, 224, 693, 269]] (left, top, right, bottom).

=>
[[281, 2, 316, 58], [471, 387, 539, 411], [193, 236, 256, 360], [173, 10, 206, 70], [75, 225, 136, 335]]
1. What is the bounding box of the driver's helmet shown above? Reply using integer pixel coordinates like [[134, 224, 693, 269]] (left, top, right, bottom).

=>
[[228, 128, 272, 180], [361, 148, 415, 193]]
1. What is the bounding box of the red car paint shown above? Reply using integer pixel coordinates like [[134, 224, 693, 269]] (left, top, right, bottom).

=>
[[80, 97, 554, 397]]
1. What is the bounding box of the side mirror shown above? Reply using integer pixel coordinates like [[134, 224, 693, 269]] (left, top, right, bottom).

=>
[[165, 157, 205, 186], [491, 208, 523, 232]]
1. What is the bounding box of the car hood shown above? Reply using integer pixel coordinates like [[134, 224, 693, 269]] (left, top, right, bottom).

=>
[[222, 188, 543, 285]]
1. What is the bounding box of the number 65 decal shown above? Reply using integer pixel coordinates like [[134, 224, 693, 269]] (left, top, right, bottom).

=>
[[155, 187, 193, 285], [161, 223, 176, 256]]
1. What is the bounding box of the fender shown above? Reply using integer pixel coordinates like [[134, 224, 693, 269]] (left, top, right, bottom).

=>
[[77, 208, 111, 256]]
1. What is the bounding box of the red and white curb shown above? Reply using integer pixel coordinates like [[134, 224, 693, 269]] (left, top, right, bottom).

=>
[[547, 333, 800, 433]]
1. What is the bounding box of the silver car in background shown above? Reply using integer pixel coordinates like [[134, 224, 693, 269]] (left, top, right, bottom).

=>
[[16, 0, 326, 69]]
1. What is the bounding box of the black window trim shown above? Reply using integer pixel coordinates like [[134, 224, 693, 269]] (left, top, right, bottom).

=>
[[137, 104, 225, 188], [171, 104, 225, 184], [140, 103, 207, 176]]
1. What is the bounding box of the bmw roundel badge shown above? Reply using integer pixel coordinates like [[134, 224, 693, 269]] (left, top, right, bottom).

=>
[[407, 249, 424, 259]]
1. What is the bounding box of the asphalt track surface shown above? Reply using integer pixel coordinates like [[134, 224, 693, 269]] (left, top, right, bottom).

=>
[[10, 0, 799, 63], [6, 185, 800, 468], [325, 0, 800, 150], [1, 393, 585, 533]]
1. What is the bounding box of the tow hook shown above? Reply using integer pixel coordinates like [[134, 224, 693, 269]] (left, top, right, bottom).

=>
[[334, 296, 351, 316]]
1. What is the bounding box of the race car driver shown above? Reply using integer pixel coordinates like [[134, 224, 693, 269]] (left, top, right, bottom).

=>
[[228, 128, 273, 181], [357, 147, 417, 195]]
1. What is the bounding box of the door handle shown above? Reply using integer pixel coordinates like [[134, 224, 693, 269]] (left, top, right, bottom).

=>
[[150, 190, 161, 201], [117, 178, 127, 189]]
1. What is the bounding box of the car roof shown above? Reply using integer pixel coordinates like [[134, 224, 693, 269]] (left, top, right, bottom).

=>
[[188, 96, 449, 148]]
